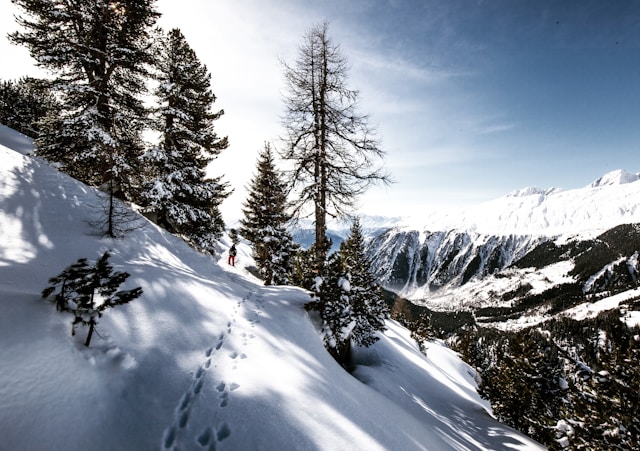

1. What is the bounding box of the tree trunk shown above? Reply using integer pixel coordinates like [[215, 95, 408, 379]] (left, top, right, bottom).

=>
[[313, 29, 329, 274], [107, 180, 115, 238], [329, 338, 352, 368], [315, 183, 327, 272], [84, 318, 95, 347]]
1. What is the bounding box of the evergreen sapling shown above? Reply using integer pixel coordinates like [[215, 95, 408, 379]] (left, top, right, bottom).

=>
[[42, 251, 142, 347], [240, 142, 296, 285]]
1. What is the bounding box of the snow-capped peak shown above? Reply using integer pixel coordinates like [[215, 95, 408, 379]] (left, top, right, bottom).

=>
[[589, 169, 640, 188], [389, 169, 640, 238], [506, 186, 561, 198]]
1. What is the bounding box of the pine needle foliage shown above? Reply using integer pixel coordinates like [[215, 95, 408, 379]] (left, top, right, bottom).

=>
[[453, 311, 640, 449], [0, 77, 60, 137], [314, 252, 353, 364], [140, 27, 230, 252], [240, 142, 296, 285], [309, 217, 389, 365], [339, 217, 389, 348], [10, 0, 159, 195], [42, 251, 142, 347]]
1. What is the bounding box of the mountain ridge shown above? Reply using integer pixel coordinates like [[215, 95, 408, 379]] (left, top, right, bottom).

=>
[[362, 168, 640, 303], [387, 168, 640, 238]]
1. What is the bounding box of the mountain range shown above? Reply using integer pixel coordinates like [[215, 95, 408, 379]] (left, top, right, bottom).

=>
[[359, 169, 640, 332]]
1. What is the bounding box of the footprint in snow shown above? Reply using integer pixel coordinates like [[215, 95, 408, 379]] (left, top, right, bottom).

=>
[[197, 427, 213, 448], [163, 425, 177, 449], [197, 423, 231, 449], [219, 392, 229, 408], [240, 332, 255, 346], [178, 409, 190, 429], [193, 378, 204, 395], [217, 423, 231, 441], [163, 331, 238, 450], [215, 381, 240, 408], [179, 392, 192, 411]]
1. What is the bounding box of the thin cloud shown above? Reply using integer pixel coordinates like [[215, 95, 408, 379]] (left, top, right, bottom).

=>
[[474, 122, 518, 135]]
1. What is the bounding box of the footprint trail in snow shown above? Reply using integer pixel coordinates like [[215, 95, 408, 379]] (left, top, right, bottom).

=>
[[161, 287, 262, 450]]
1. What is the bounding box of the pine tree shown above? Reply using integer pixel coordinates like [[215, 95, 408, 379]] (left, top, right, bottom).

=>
[[42, 251, 142, 347], [310, 218, 389, 364], [229, 228, 240, 245], [290, 245, 318, 290], [10, 0, 160, 236], [408, 314, 436, 354], [240, 142, 296, 285], [313, 251, 353, 364], [140, 28, 230, 252], [339, 217, 389, 348], [0, 77, 60, 137]]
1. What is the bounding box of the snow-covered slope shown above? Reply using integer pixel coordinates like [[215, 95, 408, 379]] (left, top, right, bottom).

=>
[[0, 124, 542, 450]]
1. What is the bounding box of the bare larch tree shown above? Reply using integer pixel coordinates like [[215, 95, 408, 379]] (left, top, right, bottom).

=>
[[280, 21, 391, 272]]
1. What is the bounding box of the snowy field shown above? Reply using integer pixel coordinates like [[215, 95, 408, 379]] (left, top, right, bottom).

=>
[[0, 123, 543, 450]]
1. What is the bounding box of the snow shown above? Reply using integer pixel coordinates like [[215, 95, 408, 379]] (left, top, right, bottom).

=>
[[395, 168, 640, 238], [415, 260, 574, 312], [564, 288, 640, 322], [583, 257, 626, 294], [484, 284, 640, 332], [0, 123, 543, 450], [589, 169, 640, 187]]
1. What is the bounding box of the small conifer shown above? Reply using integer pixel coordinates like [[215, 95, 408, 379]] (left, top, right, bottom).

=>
[[42, 252, 142, 347], [240, 143, 296, 285]]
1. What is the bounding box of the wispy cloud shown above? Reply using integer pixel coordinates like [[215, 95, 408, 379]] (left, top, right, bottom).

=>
[[475, 123, 517, 135]]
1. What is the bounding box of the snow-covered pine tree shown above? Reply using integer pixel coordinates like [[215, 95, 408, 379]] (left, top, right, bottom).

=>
[[290, 244, 319, 290], [10, 0, 160, 237], [0, 77, 60, 137], [313, 252, 354, 364], [10, 0, 158, 189], [140, 28, 230, 252], [240, 142, 296, 285], [229, 228, 240, 245], [339, 217, 389, 347], [309, 218, 389, 365]]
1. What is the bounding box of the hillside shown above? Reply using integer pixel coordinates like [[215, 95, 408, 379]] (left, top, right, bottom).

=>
[[0, 123, 543, 450]]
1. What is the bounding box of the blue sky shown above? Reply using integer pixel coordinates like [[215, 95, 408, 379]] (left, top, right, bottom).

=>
[[2, 0, 639, 219]]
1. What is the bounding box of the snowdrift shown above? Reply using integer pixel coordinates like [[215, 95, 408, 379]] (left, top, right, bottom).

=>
[[0, 124, 542, 450]]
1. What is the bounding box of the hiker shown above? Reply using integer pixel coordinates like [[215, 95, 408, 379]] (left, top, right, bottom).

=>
[[228, 244, 237, 266]]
